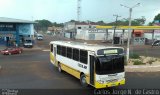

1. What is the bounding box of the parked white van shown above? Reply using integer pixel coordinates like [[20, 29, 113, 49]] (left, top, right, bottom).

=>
[[23, 37, 33, 48], [37, 34, 43, 40]]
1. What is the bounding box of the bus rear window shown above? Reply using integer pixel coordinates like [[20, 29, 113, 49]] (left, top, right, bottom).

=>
[[97, 48, 124, 55]]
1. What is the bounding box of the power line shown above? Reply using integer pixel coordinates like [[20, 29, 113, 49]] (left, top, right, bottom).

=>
[[113, 14, 121, 25]]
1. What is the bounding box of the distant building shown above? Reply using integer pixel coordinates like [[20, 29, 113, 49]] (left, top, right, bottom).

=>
[[76, 28, 130, 41], [48, 26, 63, 35], [0, 17, 35, 46], [63, 21, 134, 42], [63, 21, 76, 39], [76, 22, 100, 40], [64, 21, 101, 39], [145, 21, 160, 40]]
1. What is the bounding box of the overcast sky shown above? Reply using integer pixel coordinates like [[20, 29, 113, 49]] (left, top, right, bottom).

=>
[[0, 0, 160, 24]]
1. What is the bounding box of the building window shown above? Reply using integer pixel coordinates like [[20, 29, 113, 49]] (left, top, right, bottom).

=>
[[80, 50, 88, 64], [73, 48, 79, 61], [78, 27, 81, 29], [67, 47, 72, 59]]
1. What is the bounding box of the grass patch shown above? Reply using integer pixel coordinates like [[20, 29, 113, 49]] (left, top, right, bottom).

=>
[[133, 60, 145, 65], [130, 53, 140, 59]]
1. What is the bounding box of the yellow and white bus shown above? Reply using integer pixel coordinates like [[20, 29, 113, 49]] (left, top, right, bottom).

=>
[[50, 41, 125, 89]]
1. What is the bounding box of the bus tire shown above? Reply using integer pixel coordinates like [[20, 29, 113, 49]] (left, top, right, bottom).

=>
[[80, 74, 88, 87], [58, 63, 62, 73]]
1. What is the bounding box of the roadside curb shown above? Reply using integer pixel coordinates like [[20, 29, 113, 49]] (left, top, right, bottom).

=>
[[125, 65, 160, 72], [22, 48, 42, 51], [125, 65, 160, 69], [22, 45, 42, 51]]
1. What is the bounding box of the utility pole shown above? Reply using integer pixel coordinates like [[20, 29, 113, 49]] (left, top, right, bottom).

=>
[[74, 0, 81, 40], [113, 14, 121, 44], [120, 3, 140, 62], [77, 0, 81, 22]]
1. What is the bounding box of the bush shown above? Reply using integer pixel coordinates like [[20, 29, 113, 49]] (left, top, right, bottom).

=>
[[148, 59, 154, 65], [133, 60, 145, 65], [130, 53, 140, 59]]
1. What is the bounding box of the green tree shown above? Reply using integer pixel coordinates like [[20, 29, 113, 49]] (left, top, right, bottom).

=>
[[70, 19, 76, 22], [34, 19, 53, 32], [97, 21, 106, 25], [148, 22, 153, 26], [134, 16, 146, 25], [154, 13, 160, 21], [151, 13, 160, 24], [52, 22, 64, 27], [106, 17, 146, 26]]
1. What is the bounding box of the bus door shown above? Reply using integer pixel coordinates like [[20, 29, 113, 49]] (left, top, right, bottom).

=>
[[53, 45, 56, 63], [89, 54, 95, 85]]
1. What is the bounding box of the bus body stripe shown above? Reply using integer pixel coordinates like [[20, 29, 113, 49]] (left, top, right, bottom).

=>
[[50, 52, 55, 62], [58, 61, 90, 84], [61, 63, 81, 79], [50, 51, 90, 83]]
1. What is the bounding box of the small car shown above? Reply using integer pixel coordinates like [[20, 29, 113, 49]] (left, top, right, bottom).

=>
[[37, 34, 43, 40], [0, 47, 23, 55], [152, 40, 160, 46]]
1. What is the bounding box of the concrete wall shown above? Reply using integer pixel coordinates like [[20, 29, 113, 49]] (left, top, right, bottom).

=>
[[64, 32, 71, 38], [154, 30, 160, 40], [64, 22, 75, 30], [143, 30, 160, 40], [144, 33, 152, 40]]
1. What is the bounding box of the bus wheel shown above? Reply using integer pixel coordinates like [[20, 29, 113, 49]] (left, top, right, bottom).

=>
[[58, 63, 62, 73], [80, 74, 88, 87]]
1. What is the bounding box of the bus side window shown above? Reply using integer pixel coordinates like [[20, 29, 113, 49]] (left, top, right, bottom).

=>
[[67, 47, 72, 59], [73, 48, 79, 61], [51, 44, 53, 52], [61, 46, 66, 57], [57, 45, 61, 55], [80, 50, 88, 64]]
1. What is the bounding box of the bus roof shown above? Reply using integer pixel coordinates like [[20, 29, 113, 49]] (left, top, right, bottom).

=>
[[50, 41, 124, 51]]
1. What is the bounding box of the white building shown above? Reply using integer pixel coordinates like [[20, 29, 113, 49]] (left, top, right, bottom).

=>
[[64, 21, 132, 41], [64, 21, 99, 39], [136, 30, 160, 40], [64, 21, 76, 38], [48, 26, 63, 35], [76, 28, 130, 41], [153, 30, 160, 40], [64, 22, 76, 30]]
